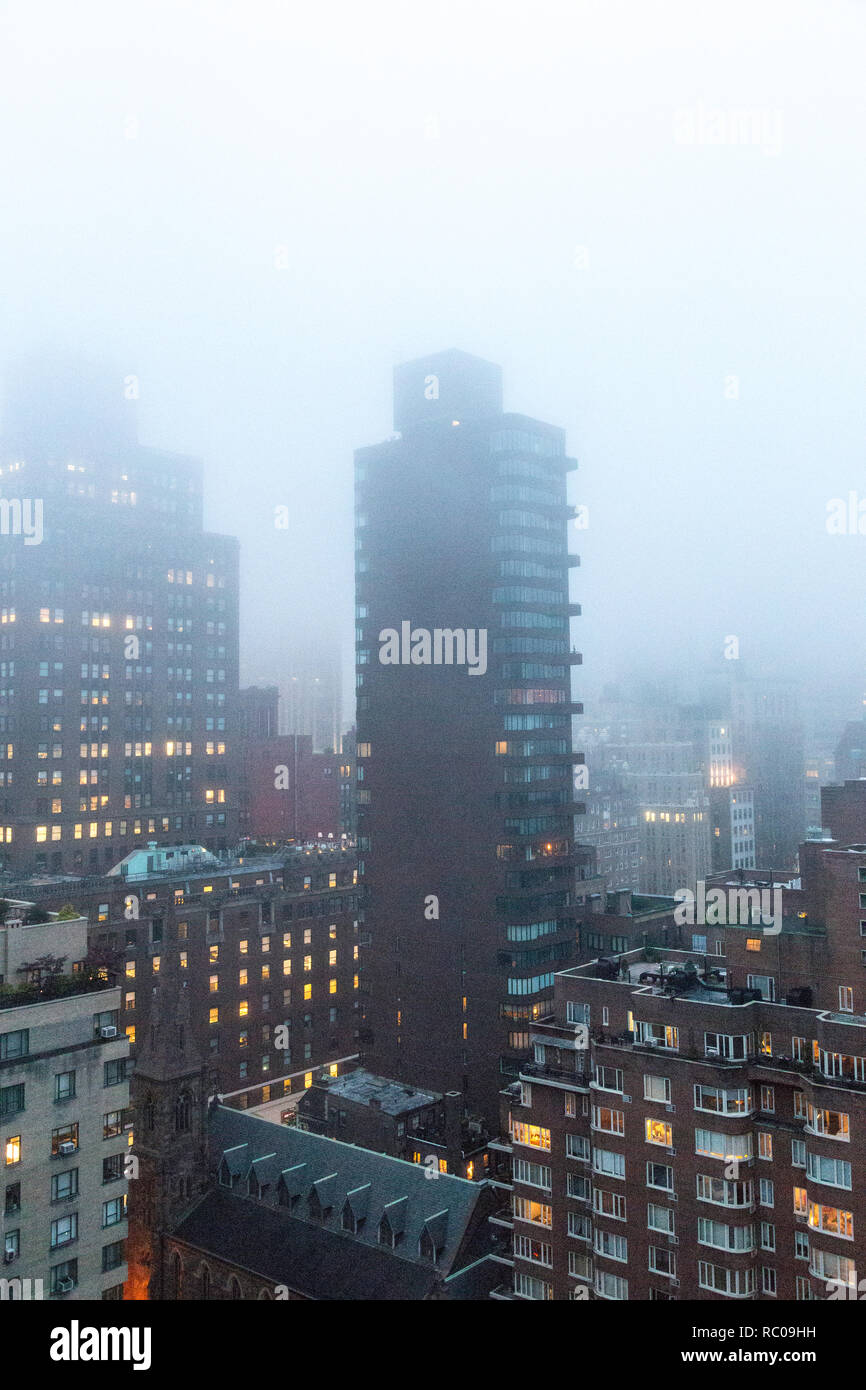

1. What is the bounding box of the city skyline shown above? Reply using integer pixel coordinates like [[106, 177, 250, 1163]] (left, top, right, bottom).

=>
[[3, 0, 865, 1332]]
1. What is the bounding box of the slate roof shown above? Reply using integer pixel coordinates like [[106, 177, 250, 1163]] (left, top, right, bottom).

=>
[[186, 1104, 494, 1293], [172, 1188, 440, 1300]]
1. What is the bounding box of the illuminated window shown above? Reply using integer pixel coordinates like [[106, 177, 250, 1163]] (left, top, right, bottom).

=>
[[513, 1123, 551, 1151], [209, 1008, 219, 1025], [5, 1136, 21, 1165], [645, 1119, 672, 1147], [304, 1072, 312, 1089], [239, 969, 248, 986], [329, 980, 337, 995], [746, 938, 761, 952], [209, 975, 218, 993], [239, 1001, 248, 1017], [303, 955, 312, 972], [304, 984, 312, 1001], [239, 940, 248, 955], [808, 1203, 854, 1238]]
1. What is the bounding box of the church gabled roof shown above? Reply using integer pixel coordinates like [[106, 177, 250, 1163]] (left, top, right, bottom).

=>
[[205, 1105, 492, 1278]]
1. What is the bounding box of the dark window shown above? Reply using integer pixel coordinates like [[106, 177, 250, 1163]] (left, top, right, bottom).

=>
[[0, 1084, 25, 1119], [0, 1030, 28, 1060], [103, 1153, 124, 1184], [102, 1239, 126, 1272]]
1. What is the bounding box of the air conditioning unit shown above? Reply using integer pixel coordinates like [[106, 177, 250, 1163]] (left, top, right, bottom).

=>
[[57, 1277, 74, 1293], [665, 1104, 676, 1113], [669, 1235, 679, 1245], [622, 1094, 631, 1103], [668, 1148, 677, 1156], [671, 1278, 680, 1288], [100, 1025, 117, 1039], [58, 1141, 77, 1156], [670, 1193, 678, 1202], [3, 1250, 16, 1264]]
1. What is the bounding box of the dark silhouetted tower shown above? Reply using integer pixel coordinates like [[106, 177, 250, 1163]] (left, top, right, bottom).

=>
[[355, 350, 590, 1124]]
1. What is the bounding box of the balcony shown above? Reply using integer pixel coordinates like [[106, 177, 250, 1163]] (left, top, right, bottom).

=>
[[519, 1059, 588, 1089], [489, 1203, 514, 1231]]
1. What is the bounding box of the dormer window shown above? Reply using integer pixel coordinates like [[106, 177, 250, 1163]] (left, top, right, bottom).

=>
[[419, 1228, 439, 1263], [341, 1200, 364, 1233]]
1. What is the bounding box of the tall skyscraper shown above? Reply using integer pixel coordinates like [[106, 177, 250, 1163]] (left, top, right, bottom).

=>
[[355, 350, 590, 1123], [0, 363, 239, 876]]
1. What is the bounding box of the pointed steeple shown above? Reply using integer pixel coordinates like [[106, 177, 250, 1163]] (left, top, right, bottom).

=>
[[135, 966, 205, 1082]]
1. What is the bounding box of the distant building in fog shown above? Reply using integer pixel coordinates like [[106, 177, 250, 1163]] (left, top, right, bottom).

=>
[[575, 769, 640, 892], [0, 361, 239, 877], [600, 742, 711, 896], [729, 675, 805, 870], [834, 719, 866, 783], [280, 649, 342, 753], [238, 685, 279, 740]]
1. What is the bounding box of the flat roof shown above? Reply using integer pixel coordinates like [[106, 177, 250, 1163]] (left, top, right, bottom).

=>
[[320, 1069, 440, 1115]]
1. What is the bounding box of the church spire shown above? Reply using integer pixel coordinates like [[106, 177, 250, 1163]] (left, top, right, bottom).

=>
[[135, 965, 205, 1082]]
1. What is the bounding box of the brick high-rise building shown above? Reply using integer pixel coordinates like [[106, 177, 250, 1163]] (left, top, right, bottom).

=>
[[8, 842, 361, 1110], [496, 779, 866, 1301], [0, 361, 240, 877], [355, 350, 591, 1125]]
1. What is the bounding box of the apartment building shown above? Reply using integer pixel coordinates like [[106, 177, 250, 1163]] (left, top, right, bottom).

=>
[[9, 843, 361, 1107], [496, 781, 866, 1300], [0, 361, 240, 877], [0, 903, 130, 1299]]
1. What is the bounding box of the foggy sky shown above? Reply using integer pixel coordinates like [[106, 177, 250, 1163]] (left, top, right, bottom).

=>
[[1, 0, 864, 741]]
